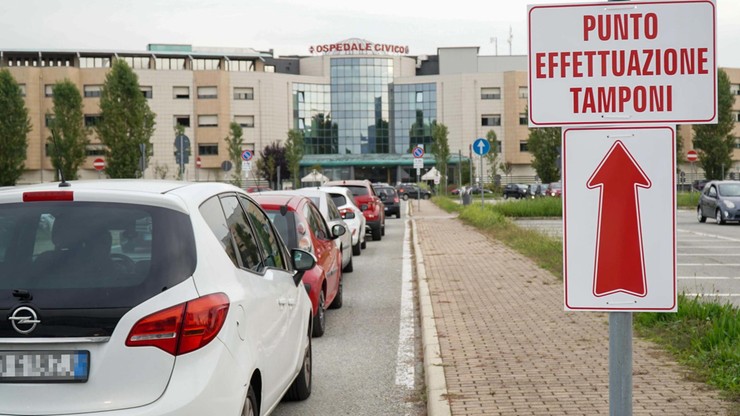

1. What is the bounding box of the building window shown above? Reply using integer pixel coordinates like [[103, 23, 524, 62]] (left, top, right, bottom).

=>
[[83, 85, 102, 98], [44, 84, 54, 97], [735, 111, 740, 123], [85, 144, 106, 156], [193, 58, 221, 71], [264, 65, 276, 73], [297, 91, 305, 103], [481, 87, 501, 100], [121, 56, 150, 69], [519, 113, 527, 125], [416, 91, 424, 103], [518, 86, 528, 99], [520, 141, 529, 152], [18, 84, 26, 97], [481, 114, 501, 126], [173, 86, 190, 99], [156, 57, 186, 71], [298, 118, 305, 130], [731, 83, 740, 96], [79, 56, 111, 68], [198, 115, 218, 127], [45, 114, 55, 127], [234, 115, 255, 128], [234, 87, 254, 100], [140, 86, 153, 99], [198, 144, 219, 155], [84, 115, 101, 127], [197, 86, 218, 99], [175, 115, 190, 128], [228, 60, 255, 72]]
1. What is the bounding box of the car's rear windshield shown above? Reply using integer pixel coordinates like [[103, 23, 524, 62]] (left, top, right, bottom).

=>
[[0, 202, 196, 310], [344, 185, 369, 197], [265, 210, 298, 249]]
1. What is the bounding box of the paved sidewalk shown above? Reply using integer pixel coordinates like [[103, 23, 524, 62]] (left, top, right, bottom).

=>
[[411, 200, 730, 416]]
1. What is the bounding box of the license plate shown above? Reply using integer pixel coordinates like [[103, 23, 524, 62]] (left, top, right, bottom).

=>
[[0, 350, 89, 383]]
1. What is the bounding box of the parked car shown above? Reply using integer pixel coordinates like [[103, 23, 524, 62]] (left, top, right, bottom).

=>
[[527, 183, 549, 198], [246, 185, 273, 193], [396, 183, 432, 200], [252, 193, 345, 338], [320, 185, 367, 255], [268, 189, 353, 272], [373, 184, 401, 218], [324, 179, 386, 241], [470, 186, 493, 195], [693, 179, 710, 192], [697, 180, 740, 224], [0, 180, 315, 415], [548, 182, 563, 197], [502, 183, 529, 199]]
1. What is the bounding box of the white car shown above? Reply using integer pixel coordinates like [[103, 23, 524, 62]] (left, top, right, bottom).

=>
[[319, 185, 367, 255], [0, 180, 315, 416], [266, 189, 354, 273]]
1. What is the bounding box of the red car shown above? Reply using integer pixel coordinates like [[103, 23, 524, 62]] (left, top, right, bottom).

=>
[[324, 179, 385, 241], [252, 194, 345, 337]]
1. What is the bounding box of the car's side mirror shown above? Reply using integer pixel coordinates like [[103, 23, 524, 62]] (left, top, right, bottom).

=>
[[291, 249, 316, 286], [360, 204, 368, 211], [331, 224, 346, 239], [342, 211, 356, 220]]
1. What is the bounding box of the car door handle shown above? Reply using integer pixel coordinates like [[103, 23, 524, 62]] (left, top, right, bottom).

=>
[[278, 298, 288, 308], [287, 298, 296, 308]]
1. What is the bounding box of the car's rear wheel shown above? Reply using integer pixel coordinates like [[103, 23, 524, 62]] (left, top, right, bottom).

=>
[[697, 206, 706, 223], [329, 278, 343, 309], [504, 194, 509, 200], [312, 290, 326, 338], [372, 225, 382, 241], [352, 241, 361, 255], [242, 385, 257, 416], [285, 329, 312, 401], [423, 194, 431, 200], [402, 194, 409, 201], [716, 209, 726, 225], [361, 239, 367, 249], [343, 254, 353, 272]]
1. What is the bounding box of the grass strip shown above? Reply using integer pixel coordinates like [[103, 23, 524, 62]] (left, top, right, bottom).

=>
[[677, 191, 701, 208]]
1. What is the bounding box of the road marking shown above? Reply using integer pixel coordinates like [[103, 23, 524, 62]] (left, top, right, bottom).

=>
[[678, 276, 740, 280], [676, 229, 740, 243], [395, 218, 415, 390], [677, 246, 740, 249], [679, 263, 740, 267], [678, 254, 740, 257]]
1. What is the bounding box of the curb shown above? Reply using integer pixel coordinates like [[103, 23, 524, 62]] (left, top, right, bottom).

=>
[[409, 202, 452, 416]]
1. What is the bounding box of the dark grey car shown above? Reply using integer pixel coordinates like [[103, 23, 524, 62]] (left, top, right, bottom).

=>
[[697, 180, 740, 224]]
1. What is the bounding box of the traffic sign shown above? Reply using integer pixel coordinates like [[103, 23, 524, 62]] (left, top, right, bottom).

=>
[[413, 158, 424, 169], [528, 0, 717, 126], [93, 158, 105, 171], [241, 150, 253, 162], [221, 160, 233, 172], [412, 147, 425, 158], [472, 138, 490, 156], [563, 126, 676, 312], [687, 150, 698, 163]]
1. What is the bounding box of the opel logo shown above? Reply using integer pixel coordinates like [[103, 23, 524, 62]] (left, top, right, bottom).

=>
[[9, 306, 40, 335]]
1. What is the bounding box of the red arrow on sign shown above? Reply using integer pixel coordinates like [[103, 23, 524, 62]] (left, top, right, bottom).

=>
[[587, 140, 651, 298]]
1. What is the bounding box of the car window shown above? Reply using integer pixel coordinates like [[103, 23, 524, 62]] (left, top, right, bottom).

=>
[[0, 202, 195, 308], [345, 185, 369, 196], [718, 183, 740, 197], [304, 202, 329, 240], [240, 196, 285, 270], [265, 210, 298, 250], [220, 195, 263, 272], [708, 186, 717, 198], [327, 198, 342, 221], [330, 193, 347, 208], [200, 196, 239, 267]]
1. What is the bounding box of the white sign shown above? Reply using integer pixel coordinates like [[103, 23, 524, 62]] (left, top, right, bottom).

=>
[[413, 158, 424, 169], [563, 126, 676, 312], [528, 0, 716, 126]]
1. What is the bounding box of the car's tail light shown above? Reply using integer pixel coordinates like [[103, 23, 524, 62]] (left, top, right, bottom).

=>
[[394, 196, 399, 203], [23, 191, 74, 202], [126, 293, 230, 356]]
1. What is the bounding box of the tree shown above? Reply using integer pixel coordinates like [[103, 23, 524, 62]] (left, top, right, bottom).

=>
[[484, 130, 501, 185], [224, 122, 244, 187], [527, 126, 561, 184], [693, 68, 736, 180], [95, 60, 156, 178], [431, 122, 450, 192], [0, 70, 31, 185], [284, 129, 304, 189], [255, 142, 287, 189], [49, 80, 88, 181]]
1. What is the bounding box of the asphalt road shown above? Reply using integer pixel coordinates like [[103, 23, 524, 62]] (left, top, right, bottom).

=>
[[272, 204, 425, 416], [515, 209, 740, 307]]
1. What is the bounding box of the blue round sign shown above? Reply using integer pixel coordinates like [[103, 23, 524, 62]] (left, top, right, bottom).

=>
[[241, 150, 253, 162], [412, 147, 425, 158], [473, 138, 491, 156]]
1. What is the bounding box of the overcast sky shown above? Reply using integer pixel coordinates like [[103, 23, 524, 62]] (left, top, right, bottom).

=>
[[1, 0, 738, 67]]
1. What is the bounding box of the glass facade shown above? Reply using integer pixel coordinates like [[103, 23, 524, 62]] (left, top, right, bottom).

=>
[[391, 83, 437, 154], [294, 58, 437, 158]]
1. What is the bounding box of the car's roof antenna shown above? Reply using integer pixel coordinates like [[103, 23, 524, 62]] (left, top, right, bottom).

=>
[[50, 128, 71, 188]]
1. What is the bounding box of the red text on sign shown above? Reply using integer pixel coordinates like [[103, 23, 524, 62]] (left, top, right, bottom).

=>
[[583, 13, 659, 41], [569, 85, 672, 114]]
